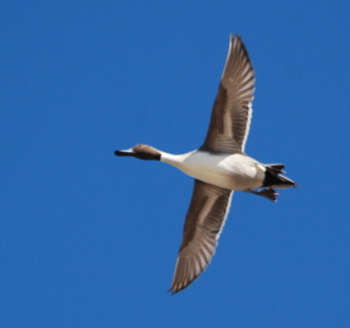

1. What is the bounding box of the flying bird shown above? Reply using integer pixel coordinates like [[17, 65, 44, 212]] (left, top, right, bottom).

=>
[[115, 35, 297, 294]]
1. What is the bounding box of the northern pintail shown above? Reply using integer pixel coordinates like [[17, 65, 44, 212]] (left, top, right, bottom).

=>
[[115, 35, 297, 294]]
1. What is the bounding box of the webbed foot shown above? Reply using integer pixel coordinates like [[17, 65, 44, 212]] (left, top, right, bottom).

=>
[[249, 188, 279, 202]]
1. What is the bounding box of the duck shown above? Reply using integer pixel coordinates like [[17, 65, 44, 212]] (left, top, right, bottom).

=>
[[115, 35, 297, 294]]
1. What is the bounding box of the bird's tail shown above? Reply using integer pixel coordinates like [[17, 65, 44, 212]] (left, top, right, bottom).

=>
[[263, 164, 297, 189]]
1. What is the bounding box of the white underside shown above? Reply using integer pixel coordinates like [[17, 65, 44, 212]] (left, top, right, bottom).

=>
[[161, 150, 265, 191]]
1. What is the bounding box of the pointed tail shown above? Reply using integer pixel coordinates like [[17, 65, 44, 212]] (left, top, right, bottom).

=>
[[263, 164, 297, 189]]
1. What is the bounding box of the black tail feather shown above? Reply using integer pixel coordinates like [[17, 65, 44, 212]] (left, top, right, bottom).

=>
[[263, 165, 297, 189], [266, 164, 286, 175]]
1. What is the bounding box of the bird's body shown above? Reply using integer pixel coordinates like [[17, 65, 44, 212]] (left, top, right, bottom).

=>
[[115, 35, 297, 293], [161, 150, 264, 191]]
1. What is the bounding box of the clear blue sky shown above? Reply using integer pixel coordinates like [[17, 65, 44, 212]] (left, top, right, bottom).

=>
[[2, 1, 350, 327]]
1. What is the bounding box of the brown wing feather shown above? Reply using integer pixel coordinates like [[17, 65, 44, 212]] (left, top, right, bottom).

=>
[[169, 180, 232, 294], [201, 34, 255, 153]]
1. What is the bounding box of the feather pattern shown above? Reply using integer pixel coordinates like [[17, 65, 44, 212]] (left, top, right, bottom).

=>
[[169, 180, 232, 293], [201, 34, 255, 153]]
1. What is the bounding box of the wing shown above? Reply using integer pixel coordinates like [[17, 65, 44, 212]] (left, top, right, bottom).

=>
[[200, 34, 255, 153], [169, 180, 233, 294]]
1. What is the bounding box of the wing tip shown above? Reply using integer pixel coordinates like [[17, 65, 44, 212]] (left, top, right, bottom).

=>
[[229, 33, 243, 48], [168, 275, 199, 295]]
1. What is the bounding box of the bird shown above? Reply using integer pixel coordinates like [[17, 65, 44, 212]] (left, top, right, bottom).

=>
[[114, 34, 297, 294]]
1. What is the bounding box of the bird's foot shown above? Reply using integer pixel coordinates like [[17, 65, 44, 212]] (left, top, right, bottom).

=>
[[249, 188, 279, 202]]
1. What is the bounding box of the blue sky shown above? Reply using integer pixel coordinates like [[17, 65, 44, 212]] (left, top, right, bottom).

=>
[[2, 1, 350, 327]]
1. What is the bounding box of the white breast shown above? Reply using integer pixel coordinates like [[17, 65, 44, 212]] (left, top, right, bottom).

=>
[[161, 150, 265, 191]]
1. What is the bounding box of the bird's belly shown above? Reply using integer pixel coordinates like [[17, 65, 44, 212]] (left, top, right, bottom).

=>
[[177, 153, 264, 191]]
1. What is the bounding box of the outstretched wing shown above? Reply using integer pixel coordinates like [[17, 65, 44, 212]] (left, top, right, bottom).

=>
[[201, 34, 255, 153], [169, 180, 233, 294]]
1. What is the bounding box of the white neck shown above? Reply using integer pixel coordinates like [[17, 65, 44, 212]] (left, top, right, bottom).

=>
[[160, 150, 195, 169]]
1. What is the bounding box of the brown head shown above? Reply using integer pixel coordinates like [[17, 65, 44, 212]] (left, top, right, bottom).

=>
[[114, 144, 161, 161]]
